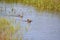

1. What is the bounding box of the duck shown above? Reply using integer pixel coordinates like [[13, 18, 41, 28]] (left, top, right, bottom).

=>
[[25, 19, 32, 23]]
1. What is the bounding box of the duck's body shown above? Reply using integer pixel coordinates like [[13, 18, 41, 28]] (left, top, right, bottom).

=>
[[25, 19, 32, 23]]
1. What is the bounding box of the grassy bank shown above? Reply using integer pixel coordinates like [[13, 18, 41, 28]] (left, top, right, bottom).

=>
[[0, 0, 60, 12]]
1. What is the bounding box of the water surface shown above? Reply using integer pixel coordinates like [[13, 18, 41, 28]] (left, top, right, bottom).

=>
[[0, 3, 60, 40]]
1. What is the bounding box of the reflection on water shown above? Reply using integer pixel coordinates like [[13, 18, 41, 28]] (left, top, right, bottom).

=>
[[0, 3, 60, 40]]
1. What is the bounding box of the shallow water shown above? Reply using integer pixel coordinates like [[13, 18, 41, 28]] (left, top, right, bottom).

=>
[[0, 3, 60, 40]]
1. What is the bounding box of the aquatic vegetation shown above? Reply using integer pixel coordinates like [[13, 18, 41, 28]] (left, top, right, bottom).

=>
[[0, 17, 30, 40], [0, 18, 21, 40], [0, 0, 60, 12], [0, 18, 14, 40]]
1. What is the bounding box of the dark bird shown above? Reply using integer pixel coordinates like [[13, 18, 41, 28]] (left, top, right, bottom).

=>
[[18, 14, 23, 18], [25, 19, 32, 23]]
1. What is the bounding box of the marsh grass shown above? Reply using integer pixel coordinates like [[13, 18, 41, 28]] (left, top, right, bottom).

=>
[[0, 0, 60, 12]]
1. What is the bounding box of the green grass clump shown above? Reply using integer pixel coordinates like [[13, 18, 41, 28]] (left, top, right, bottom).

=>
[[0, 18, 21, 40]]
